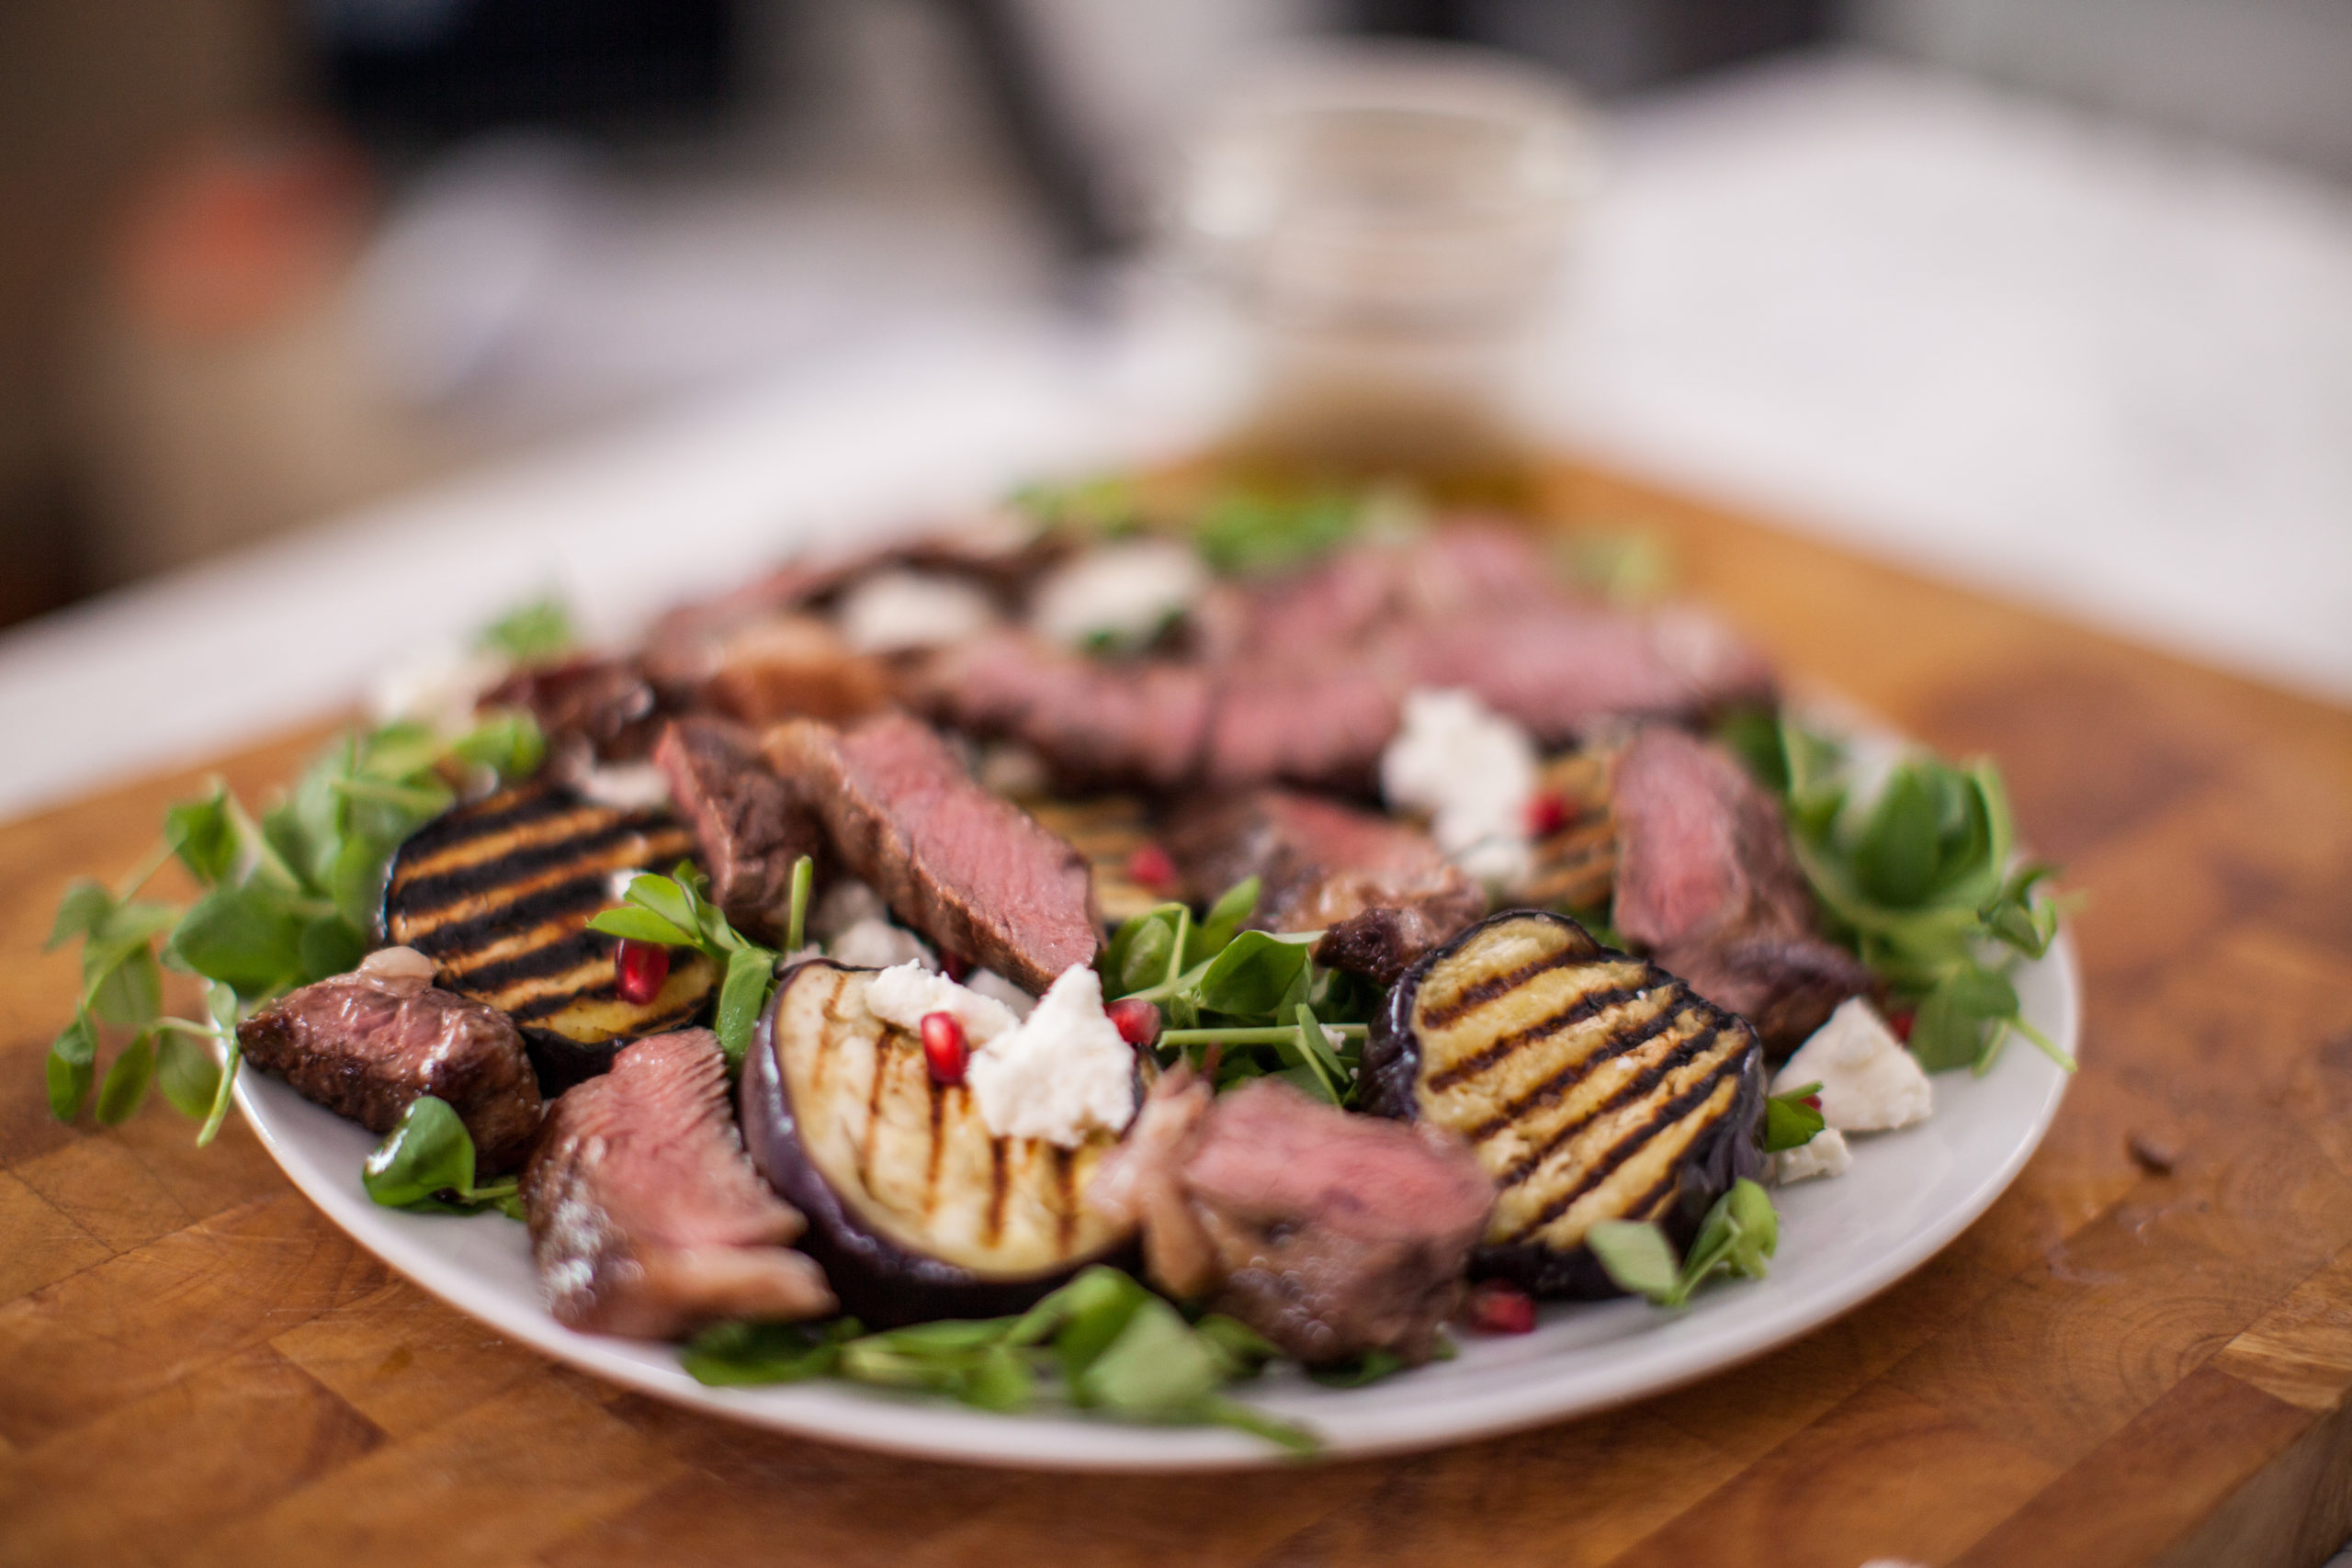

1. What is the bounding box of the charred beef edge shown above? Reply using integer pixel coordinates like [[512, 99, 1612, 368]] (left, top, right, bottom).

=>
[[1361, 908, 1769, 1300], [739, 959, 1139, 1328]]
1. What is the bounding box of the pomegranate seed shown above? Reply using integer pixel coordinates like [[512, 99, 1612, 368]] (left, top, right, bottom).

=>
[[1889, 1010, 1916, 1043], [1463, 1280, 1538, 1336], [1106, 998, 1161, 1049], [614, 939, 670, 1005], [1523, 791, 1573, 838], [940, 951, 972, 983], [922, 1011, 969, 1085], [1802, 1094, 1823, 1111], [1126, 842, 1178, 892]]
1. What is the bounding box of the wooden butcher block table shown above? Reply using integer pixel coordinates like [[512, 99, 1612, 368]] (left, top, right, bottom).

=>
[[4, 463, 2350, 1568]]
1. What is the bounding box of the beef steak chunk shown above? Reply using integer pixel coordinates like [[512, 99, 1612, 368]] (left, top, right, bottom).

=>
[[1611, 726, 1870, 1055], [1090, 1072, 1495, 1366], [523, 1028, 834, 1339], [1164, 788, 1485, 941], [236, 947, 543, 1171], [652, 716, 820, 941], [764, 712, 1100, 991]]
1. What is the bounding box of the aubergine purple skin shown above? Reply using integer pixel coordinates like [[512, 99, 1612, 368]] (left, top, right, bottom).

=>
[[1362, 908, 1767, 1300], [738, 960, 1138, 1329]]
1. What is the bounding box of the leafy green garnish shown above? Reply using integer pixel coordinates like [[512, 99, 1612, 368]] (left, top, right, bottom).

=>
[[1193, 490, 1362, 578], [1722, 713, 2074, 1077], [1096, 879, 1375, 1105], [587, 856, 811, 1066], [681, 1266, 1317, 1452], [1587, 1179, 1780, 1309], [475, 592, 576, 664], [42, 713, 544, 1139], [362, 1095, 522, 1217], [1763, 1082, 1826, 1154]]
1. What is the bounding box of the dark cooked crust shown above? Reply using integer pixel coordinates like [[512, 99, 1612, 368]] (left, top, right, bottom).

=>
[[1363, 909, 1767, 1299], [237, 976, 543, 1172]]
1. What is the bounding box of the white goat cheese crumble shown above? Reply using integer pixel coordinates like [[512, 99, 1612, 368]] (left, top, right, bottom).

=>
[[864, 962, 1016, 1046], [575, 761, 671, 811], [1380, 687, 1538, 890], [1771, 1126, 1853, 1184], [965, 965, 1137, 1147], [1773, 998, 1933, 1133], [838, 570, 1000, 654], [1030, 539, 1206, 650], [369, 641, 507, 736]]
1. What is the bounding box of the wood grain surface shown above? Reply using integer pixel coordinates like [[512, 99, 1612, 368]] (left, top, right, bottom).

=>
[[6, 463, 2351, 1568]]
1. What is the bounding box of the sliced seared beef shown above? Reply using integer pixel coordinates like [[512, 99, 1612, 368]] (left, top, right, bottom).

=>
[[1089, 1071, 1494, 1366], [523, 1028, 834, 1339], [482, 656, 663, 764], [236, 947, 542, 1171], [1396, 606, 1773, 746], [915, 633, 1209, 792], [652, 716, 820, 940], [1201, 662, 1398, 792], [1164, 788, 1485, 939], [703, 615, 892, 727], [764, 712, 1100, 991], [1313, 906, 1457, 987], [1611, 726, 1870, 1055]]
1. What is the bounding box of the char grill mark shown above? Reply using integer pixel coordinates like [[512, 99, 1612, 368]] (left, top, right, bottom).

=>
[[384, 782, 715, 1081], [1364, 910, 1766, 1290], [759, 962, 1123, 1297]]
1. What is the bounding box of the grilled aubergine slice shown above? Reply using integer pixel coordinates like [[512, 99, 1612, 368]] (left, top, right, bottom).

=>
[[385, 781, 716, 1089], [1363, 909, 1766, 1298], [740, 959, 1136, 1326]]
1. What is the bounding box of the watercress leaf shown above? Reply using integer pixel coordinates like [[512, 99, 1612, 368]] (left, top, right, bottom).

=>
[[155, 1032, 222, 1119], [1119, 915, 1175, 997], [47, 1014, 96, 1121], [715, 944, 775, 1066], [50, 877, 115, 951], [300, 915, 368, 984], [477, 593, 576, 663], [356, 721, 445, 786], [1193, 1314, 1280, 1379], [1906, 976, 1988, 1073], [621, 873, 701, 946], [1724, 1179, 1779, 1269], [957, 1343, 1037, 1413], [1713, 707, 1791, 797], [1201, 1393, 1321, 1455], [164, 785, 240, 887], [1188, 876, 1261, 964], [89, 944, 163, 1028], [1076, 1296, 1226, 1415], [785, 854, 813, 954], [174, 881, 309, 995], [1852, 765, 1942, 908], [1046, 1269, 1150, 1387], [680, 1320, 855, 1386], [1193, 931, 1313, 1021], [364, 1095, 478, 1208], [96, 1033, 158, 1124], [1306, 1349, 1408, 1389], [258, 802, 317, 896], [587, 906, 696, 946], [1005, 1263, 1139, 1351], [1763, 1083, 1826, 1153], [450, 708, 546, 782], [1586, 1220, 1681, 1303]]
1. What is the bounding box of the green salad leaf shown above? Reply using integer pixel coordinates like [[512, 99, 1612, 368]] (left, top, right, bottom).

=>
[[363, 1095, 522, 1217], [475, 592, 576, 663], [681, 1266, 1317, 1452], [587, 856, 811, 1067], [42, 705, 545, 1140], [1589, 1179, 1780, 1309], [1762, 1082, 1826, 1154], [1720, 711, 2075, 1077]]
